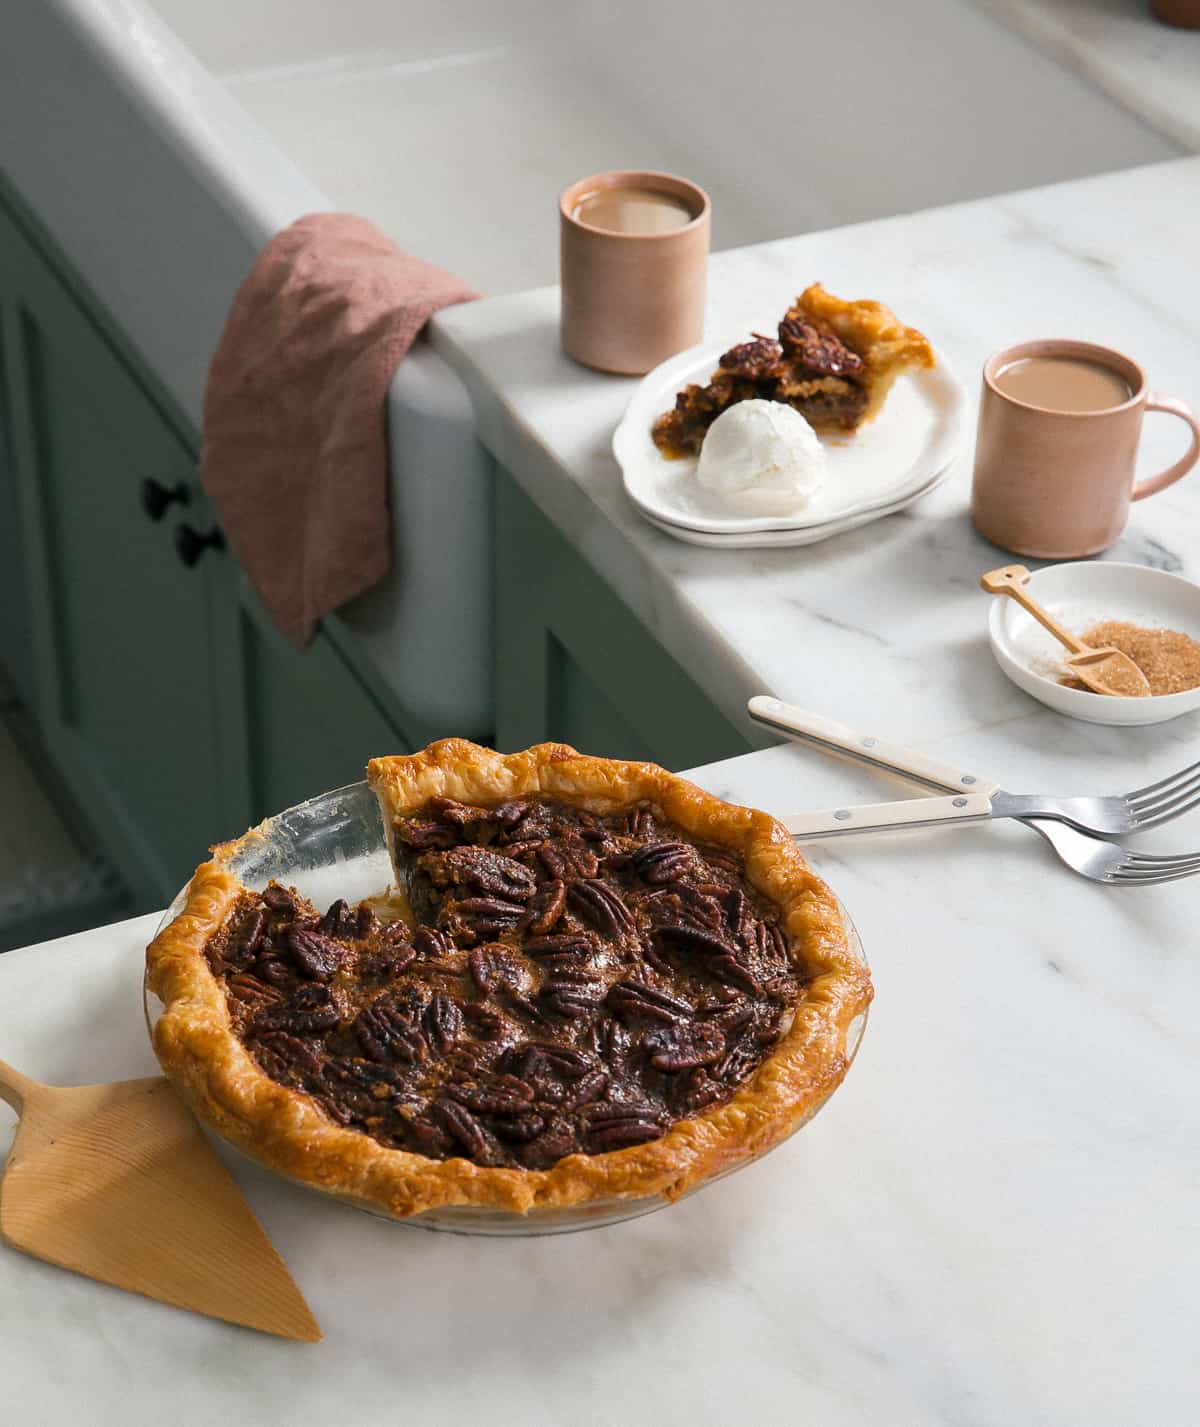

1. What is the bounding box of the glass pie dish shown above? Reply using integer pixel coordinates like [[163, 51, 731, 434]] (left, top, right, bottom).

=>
[[146, 780, 868, 1236]]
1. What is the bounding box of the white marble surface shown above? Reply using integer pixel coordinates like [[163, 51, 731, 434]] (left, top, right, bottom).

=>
[[431, 156, 1200, 771], [978, 0, 1200, 152], [2, 727, 1198, 1424]]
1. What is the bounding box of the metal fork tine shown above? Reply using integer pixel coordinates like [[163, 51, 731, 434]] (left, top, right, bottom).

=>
[[1111, 864, 1200, 885], [1128, 780, 1200, 822], [1125, 758, 1200, 807], [1117, 845, 1200, 866], [1118, 856, 1200, 876], [1130, 787, 1200, 831]]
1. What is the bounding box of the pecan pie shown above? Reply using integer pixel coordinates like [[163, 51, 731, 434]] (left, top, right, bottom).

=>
[[148, 741, 870, 1220], [652, 283, 935, 456]]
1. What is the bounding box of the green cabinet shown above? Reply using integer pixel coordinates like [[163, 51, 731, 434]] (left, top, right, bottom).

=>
[[494, 469, 752, 769], [211, 584, 411, 833], [0, 182, 417, 909]]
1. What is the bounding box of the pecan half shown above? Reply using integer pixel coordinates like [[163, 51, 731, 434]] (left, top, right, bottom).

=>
[[449, 896, 528, 936], [421, 846, 536, 900], [494, 1113, 547, 1145], [423, 994, 465, 1054], [568, 879, 635, 936], [753, 919, 790, 970], [682, 1069, 725, 1112], [524, 1042, 594, 1079], [777, 317, 864, 378], [715, 1044, 759, 1085], [582, 1102, 668, 1152], [254, 955, 292, 987], [705, 998, 755, 1033], [630, 841, 696, 885], [261, 883, 299, 915], [643, 1022, 727, 1073], [286, 927, 344, 981], [529, 877, 567, 933], [432, 1098, 501, 1165], [226, 972, 282, 1006], [524, 932, 596, 959], [252, 993, 339, 1036], [718, 336, 784, 381], [540, 981, 604, 1019], [705, 954, 762, 995], [446, 1075, 536, 1117], [522, 1116, 582, 1168], [251, 1030, 324, 1081], [354, 994, 429, 1065], [414, 925, 454, 958], [606, 978, 692, 1024], [656, 922, 739, 959], [563, 1069, 610, 1111], [224, 907, 266, 966], [468, 944, 521, 994], [537, 836, 599, 880], [406, 1115, 455, 1156]]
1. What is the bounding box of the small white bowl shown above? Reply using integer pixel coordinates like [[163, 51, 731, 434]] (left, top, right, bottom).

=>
[[987, 561, 1200, 726]]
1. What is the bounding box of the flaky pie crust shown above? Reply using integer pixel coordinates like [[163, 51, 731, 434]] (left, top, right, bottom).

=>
[[790, 282, 935, 425], [147, 741, 871, 1221]]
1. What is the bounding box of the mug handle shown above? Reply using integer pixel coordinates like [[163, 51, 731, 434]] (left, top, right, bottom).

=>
[[1132, 392, 1200, 500]]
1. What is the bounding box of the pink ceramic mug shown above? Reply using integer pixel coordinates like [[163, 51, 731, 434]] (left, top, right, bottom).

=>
[[971, 339, 1200, 558], [559, 170, 710, 375]]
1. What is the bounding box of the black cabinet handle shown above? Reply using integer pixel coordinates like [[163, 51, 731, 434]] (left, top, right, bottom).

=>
[[175, 523, 225, 568], [142, 477, 190, 522]]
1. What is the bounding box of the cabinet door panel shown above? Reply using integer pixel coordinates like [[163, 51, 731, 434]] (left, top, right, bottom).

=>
[[495, 471, 752, 768], [214, 583, 413, 830], [1, 204, 222, 901]]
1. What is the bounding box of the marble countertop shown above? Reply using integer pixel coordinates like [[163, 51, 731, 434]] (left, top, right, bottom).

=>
[[431, 156, 1200, 772], [977, 0, 1200, 152], [3, 729, 1197, 1424]]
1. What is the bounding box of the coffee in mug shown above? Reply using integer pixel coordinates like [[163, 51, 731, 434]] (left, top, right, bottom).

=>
[[971, 339, 1200, 559], [991, 355, 1132, 413], [559, 170, 710, 375], [571, 186, 696, 235]]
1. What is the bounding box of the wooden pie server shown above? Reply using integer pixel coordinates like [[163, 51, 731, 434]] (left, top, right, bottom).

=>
[[0, 1059, 320, 1341], [981, 565, 1152, 698]]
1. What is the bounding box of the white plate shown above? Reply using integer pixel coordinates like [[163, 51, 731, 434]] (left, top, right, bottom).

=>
[[634, 466, 952, 548], [613, 337, 965, 535], [988, 561, 1200, 726]]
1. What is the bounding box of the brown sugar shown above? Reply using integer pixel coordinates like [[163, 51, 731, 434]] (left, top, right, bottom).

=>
[[1061, 621, 1200, 696]]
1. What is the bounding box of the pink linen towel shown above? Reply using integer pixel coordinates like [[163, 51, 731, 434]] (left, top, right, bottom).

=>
[[200, 213, 479, 646]]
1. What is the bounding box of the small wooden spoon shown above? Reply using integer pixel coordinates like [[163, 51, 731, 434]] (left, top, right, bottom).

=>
[[0, 1060, 320, 1340], [981, 565, 1152, 698]]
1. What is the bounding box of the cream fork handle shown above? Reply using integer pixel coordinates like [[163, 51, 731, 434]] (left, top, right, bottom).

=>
[[781, 793, 993, 839], [746, 696, 1002, 797]]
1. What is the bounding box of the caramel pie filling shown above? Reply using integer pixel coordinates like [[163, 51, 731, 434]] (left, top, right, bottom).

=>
[[207, 796, 808, 1171], [652, 312, 869, 458]]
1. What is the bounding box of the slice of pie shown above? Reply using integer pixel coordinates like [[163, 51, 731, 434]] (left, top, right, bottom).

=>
[[652, 283, 935, 457], [147, 741, 870, 1221]]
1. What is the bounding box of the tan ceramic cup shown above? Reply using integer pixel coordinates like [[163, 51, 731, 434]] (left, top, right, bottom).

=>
[[971, 339, 1200, 558], [560, 170, 710, 375]]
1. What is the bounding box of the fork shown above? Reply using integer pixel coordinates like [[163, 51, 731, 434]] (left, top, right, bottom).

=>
[[747, 697, 1200, 885], [748, 697, 1200, 839], [776, 797, 1200, 884]]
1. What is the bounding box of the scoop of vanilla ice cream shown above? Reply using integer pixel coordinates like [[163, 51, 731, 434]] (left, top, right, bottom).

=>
[[695, 399, 827, 514]]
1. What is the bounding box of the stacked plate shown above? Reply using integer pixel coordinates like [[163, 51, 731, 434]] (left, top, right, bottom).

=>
[[613, 338, 967, 548]]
